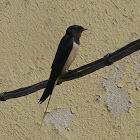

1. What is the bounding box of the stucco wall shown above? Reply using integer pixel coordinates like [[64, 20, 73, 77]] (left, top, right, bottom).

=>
[[0, 0, 140, 140]]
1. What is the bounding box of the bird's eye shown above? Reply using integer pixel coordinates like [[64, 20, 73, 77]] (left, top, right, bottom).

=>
[[77, 27, 82, 31]]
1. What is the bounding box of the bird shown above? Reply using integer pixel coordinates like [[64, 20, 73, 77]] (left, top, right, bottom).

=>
[[38, 25, 87, 104]]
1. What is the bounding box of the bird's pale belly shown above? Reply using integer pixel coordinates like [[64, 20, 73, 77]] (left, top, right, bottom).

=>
[[61, 42, 79, 74]]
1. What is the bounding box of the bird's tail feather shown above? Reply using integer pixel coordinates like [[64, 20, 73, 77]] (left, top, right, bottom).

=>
[[38, 72, 58, 104]]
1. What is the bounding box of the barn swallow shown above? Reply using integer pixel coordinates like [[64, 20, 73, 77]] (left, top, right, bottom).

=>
[[38, 25, 87, 104]]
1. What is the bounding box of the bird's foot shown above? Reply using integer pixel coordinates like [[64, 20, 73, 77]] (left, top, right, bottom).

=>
[[68, 70, 73, 73]]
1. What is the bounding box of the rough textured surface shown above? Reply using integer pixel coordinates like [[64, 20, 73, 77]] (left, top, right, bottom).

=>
[[0, 0, 140, 140]]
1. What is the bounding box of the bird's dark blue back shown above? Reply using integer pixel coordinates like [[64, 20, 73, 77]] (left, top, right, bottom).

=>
[[51, 35, 74, 75]]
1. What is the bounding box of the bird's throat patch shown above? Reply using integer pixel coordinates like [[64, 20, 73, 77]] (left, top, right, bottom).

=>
[[77, 31, 82, 38]]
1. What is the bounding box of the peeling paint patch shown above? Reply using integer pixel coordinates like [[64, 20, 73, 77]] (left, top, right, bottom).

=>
[[5, 0, 11, 5], [43, 108, 74, 132], [136, 79, 140, 91], [95, 95, 101, 101], [100, 61, 131, 115], [129, 32, 138, 42], [133, 51, 140, 71]]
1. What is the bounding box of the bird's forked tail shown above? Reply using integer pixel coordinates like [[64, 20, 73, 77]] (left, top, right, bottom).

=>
[[38, 73, 58, 104]]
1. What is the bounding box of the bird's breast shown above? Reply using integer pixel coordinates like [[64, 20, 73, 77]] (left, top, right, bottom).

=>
[[62, 42, 79, 74]]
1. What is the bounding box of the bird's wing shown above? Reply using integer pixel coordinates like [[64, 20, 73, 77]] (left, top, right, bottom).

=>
[[51, 35, 73, 74], [38, 35, 73, 104]]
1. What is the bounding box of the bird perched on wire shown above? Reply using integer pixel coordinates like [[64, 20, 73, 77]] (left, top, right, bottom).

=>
[[38, 25, 87, 104]]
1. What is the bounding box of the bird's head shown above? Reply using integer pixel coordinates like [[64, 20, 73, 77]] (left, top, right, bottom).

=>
[[66, 25, 87, 38]]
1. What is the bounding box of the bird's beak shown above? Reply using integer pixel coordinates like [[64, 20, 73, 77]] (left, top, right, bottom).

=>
[[82, 28, 87, 31]]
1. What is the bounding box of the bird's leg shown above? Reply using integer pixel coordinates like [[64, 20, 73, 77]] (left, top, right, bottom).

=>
[[68, 70, 73, 73], [56, 69, 73, 85]]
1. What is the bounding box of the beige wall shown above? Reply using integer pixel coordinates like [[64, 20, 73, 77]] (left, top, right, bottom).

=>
[[0, 0, 140, 140]]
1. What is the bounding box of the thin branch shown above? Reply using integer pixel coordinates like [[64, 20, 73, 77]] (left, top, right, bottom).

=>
[[0, 39, 140, 101]]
